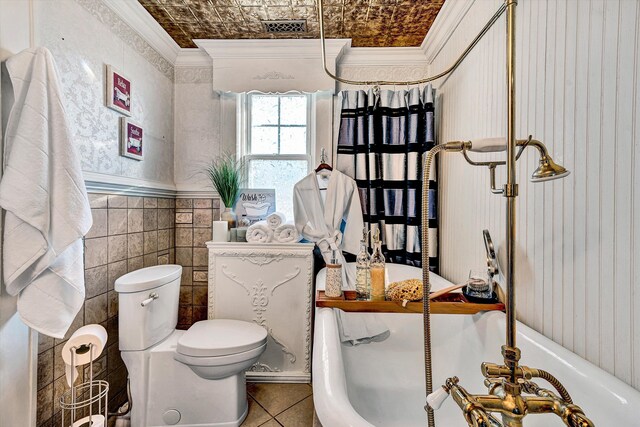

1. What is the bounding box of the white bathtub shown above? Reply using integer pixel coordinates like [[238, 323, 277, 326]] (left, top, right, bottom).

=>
[[313, 264, 640, 426]]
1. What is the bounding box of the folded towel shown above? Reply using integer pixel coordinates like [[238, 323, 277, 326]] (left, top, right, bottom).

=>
[[0, 48, 92, 338], [266, 211, 287, 229], [273, 223, 300, 243], [334, 309, 390, 346], [246, 221, 273, 243]]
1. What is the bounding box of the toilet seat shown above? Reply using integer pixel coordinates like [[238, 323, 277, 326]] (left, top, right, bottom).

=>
[[177, 319, 268, 357], [174, 342, 267, 367]]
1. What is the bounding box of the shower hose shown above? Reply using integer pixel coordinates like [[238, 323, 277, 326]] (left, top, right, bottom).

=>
[[420, 145, 572, 427], [421, 144, 447, 427]]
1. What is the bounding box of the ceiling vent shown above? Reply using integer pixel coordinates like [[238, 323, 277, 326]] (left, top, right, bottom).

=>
[[262, 20, 307, 34]]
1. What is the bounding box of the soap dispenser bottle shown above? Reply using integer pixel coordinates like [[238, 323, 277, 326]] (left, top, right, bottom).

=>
[[355, 229, 371, 301], [370, 229, 386, 301]]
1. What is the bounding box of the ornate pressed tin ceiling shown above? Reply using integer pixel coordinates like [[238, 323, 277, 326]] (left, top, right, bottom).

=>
[[138, 0, 446, 48]]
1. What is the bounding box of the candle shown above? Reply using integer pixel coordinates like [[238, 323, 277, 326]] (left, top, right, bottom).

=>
[[236, 227, 247, 242], [212, 221, 229, 242]]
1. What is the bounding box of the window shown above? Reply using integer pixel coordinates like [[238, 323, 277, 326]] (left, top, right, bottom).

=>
[[239, 93, 313, 219]]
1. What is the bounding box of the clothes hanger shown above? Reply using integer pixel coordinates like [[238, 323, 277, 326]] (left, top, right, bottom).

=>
[[315, 148, 333, 173], [315, 148, 332, 191]]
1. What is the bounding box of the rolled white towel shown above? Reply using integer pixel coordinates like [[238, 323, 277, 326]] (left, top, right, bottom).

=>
[[266, 211, 287, 229], [274, 223, 300, 243], [246, 221, 273, 243]]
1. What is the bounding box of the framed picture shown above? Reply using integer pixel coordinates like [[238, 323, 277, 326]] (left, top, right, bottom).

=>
[[106, 65, 131, 116], [120, 118, 144, 161], [234, 189, 276, 223]]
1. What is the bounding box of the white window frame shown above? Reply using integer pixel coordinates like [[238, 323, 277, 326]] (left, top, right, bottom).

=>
[[237, 92, 315, 183]]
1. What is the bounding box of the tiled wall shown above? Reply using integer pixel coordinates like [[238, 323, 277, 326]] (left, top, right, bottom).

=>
[[175, 198, 220, 330], [36, 194, 176, 426]]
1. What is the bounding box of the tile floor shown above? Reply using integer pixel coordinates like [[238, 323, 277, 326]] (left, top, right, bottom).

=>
[[242, 383, 322, 427]]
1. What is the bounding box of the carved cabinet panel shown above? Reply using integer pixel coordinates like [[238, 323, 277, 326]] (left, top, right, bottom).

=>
[[207, 242, 315, 382]]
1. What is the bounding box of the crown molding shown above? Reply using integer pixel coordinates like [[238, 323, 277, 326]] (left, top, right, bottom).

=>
[[175, 48, 212, 67], [339, 46, 428, 66], [195, 39, 351, 60], [421, 0, 475, 65], [100, 0, 181, 64]]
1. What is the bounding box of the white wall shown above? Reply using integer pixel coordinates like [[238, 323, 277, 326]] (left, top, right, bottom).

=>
[[0, 2, 38, 425], [35, 0, 175, 186], [432, 0, 640, 389], [174, 65, 222, 192]]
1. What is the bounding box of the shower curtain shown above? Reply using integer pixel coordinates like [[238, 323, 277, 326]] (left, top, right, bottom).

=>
[[336, 86, 438, 272]]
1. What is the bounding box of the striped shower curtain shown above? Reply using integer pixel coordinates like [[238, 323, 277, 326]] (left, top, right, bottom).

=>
[[336, 86, 438, 272]]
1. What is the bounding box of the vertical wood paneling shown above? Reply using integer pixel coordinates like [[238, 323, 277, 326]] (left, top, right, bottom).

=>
[[614, 0, 635, 383], [631, 0, 640, 389], [432, 0, 640, 389], [551, 0, 565, 344], [561, 0, 576, 352], [572, 0, 590, 360], [599, 0, 619, 376], [533, 0, 546, 335]]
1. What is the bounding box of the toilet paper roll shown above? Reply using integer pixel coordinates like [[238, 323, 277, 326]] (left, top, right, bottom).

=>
[[72, 414, 105, 427], [212, 220, 229, 242], [62, 324, 107, 386]]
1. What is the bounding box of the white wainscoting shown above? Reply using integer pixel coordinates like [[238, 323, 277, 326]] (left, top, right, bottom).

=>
[[430, 0, 640, 389]]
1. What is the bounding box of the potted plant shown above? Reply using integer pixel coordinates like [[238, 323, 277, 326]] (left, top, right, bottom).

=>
[[205, 154, 245, 228]]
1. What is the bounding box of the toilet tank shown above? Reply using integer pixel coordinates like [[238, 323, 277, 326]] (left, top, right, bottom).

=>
[[115, 265, 182, 351]]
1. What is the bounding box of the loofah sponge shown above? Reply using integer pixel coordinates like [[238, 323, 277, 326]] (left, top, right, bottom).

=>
[[385, 278, 423, 302]]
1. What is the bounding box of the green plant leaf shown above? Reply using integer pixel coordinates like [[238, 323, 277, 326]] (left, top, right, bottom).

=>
[[205, 154, 246, 208]]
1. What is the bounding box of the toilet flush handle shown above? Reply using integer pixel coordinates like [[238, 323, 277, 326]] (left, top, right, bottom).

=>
[[141, 292, 159, 307]]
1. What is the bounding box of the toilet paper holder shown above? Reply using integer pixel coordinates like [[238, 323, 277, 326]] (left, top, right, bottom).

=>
[[59, 342, 109, 427]]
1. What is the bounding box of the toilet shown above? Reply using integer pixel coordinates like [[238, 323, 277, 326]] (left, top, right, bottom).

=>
[[115, 264, 267, 427]]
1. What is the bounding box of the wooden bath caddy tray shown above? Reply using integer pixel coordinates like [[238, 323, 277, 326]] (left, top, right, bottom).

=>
[[316, 290, 505, 315]]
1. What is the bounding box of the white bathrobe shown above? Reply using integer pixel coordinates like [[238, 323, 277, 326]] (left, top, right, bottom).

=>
[[0, 47, 92, 338], [293, 169, 364, 289]]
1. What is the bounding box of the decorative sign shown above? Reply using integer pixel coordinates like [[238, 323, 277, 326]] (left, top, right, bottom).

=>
[[106, 65, 131, 116], [120, 118, 144, 161], [234, 189, 276, 223]]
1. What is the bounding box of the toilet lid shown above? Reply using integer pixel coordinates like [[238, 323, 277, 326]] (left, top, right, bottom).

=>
[[177, 320, 268, 357]]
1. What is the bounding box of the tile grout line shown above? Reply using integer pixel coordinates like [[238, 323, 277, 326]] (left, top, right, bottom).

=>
[[247, 385, 313, 419], [271, 394, 314, 420]]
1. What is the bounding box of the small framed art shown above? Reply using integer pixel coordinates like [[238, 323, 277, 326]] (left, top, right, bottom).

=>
[[106, 65, 131, 116], [120, 118, 144, 161]]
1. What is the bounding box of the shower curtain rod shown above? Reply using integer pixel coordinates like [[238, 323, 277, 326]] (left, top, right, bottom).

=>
[[318, 0, 508, 87]]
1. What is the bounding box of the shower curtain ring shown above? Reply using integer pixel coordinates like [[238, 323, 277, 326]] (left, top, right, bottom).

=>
[[373, 84, 381, 98]]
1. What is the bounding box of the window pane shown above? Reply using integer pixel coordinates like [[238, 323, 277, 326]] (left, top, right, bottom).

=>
[[280, 96, 307, 125], [250, 127, 278, 154], [248, 159, 308, 219], [280, 127, 307, 154], [251, 95, 279, 125]]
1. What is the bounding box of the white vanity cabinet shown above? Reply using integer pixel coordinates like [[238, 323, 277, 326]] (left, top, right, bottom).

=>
[[206, 242, 315, 382]]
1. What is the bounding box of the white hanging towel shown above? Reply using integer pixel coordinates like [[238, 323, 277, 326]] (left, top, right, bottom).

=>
[[293, 169, 363, 289], [0, 47, 92, 338]]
